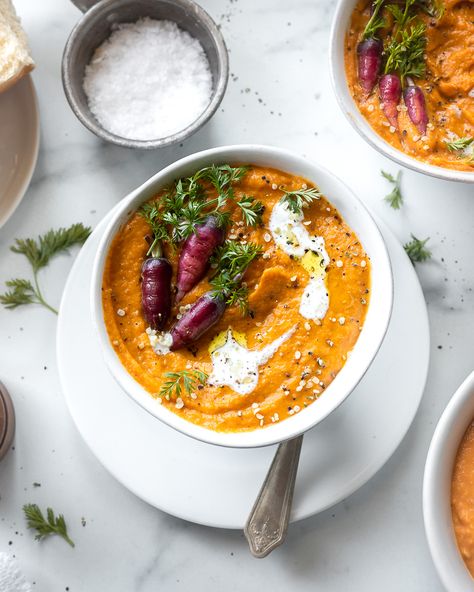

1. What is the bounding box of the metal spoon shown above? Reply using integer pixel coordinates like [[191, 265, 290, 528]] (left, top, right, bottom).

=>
[[244, 435, 303, 558]]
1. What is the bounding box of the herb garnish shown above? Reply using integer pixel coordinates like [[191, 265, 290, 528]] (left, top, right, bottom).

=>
[[210, 241, 262, 313], [381, 169, 403, 209], [362, 0, 386, 39], [0, 224, 91, 314], [404, 234, 432, 263], [446, 137, 474, 160], [140, 165, 264, 251], [280, 187, 321, 215], [23, 503, 75, 547], [159, 369, 208, 400], [383, 21, 426, 81]]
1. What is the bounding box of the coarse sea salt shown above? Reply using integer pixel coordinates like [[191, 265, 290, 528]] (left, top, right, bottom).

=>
[[83, 18, 213, 141]]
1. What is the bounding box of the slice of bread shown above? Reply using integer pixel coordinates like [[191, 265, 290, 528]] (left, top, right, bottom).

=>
[[0, 0, 34, 94]]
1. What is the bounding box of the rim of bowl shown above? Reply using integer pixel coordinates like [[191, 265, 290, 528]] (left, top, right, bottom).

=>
[[61, 0, 229, 149], [329, 0, 474, 184], [90, 144, 394, 448], [423, 370, 474, 590]]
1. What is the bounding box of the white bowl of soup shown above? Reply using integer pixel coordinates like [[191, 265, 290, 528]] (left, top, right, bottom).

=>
[[329, 0, 474, 183], [90, 144, 393, 448], [423, 371, 474, 590]]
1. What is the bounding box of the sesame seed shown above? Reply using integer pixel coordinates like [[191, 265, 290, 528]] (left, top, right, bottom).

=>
[[423, 144, 430, 151], [175, 398, 184, 409], [190, 392, 197, 400], [288, 409, 295, 416], [294, 405, 301, 413], [112, 340, 119, 346], [303, 220, 312, 226], [296, 385, 303, 392], [302, 183, 308, 190], [290, 275, 297, 282], [117, 308, 126, 317], [382, 121, 390, 127], [317, 357, 325, 367], [229, 234, 237, 240], [413, 135, 420, 142], [262, 252, 271, 259], [271, 183, 278, 190], [367, 104, 374, 112], [336, 260, 343, 268], [389, 126, 396, 133], [294, 351, 301, 360], [138, 343, 145, 350], [263, 232, 272, 242], [339, 317, 346, 325], [304, 321, 311, 331], [360, 260, 366, 268], [255, 413, 264, 420], [251, 402, 259, 409], [237, 410, 243, 417]]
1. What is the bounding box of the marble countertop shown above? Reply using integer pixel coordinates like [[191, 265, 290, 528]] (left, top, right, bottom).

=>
[[1, 0, 473, 590]]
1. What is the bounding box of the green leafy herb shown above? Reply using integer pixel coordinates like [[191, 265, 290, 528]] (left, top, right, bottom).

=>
[[381, 169, 404, 209], [417, 0, 445, 18], [140, 165, 264, 247], [0, 223, 91, 314], [383, 21, 426, 80], [404, 234, 432, 263], [362, 0, 386, 39], [159, 369, 208, 400], [446, 136, 474, 162], [210, 241, 262, 314], [280, 187, 321, 215], [23, 504, 75, 547]]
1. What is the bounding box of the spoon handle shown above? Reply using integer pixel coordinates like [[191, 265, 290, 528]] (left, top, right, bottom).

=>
[[244, 435, 303, 558]]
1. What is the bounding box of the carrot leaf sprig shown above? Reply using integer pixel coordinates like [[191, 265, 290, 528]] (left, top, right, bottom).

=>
[[383, 21, 426, 80], [139, 165, 264, 246], [159, 369, 208, 400], [23, 503, 75, 547], [446, 137, 474, 162], [381, 169, 404, 209], [362, 0, 387, 39], [0, 224, 91, 314], [404, 234, 431, 264], [280, 187, 321, 215], [210, 241, 262, 314]]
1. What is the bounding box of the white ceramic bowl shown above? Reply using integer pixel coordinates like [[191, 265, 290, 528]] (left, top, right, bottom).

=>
[[90, 145, 393, 448], [329, 0, 474, 184], [423, 371, 474, 590]]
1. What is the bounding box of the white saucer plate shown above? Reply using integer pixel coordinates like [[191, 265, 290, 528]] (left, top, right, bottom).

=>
[[57, 213, 429, 529], [0, 75, 40, 228]]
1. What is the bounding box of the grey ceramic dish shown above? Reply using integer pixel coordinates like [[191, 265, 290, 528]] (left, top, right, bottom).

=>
[[62, 0, 229, 149]]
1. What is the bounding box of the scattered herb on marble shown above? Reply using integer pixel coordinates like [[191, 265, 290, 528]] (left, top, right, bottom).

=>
[[159, 369, 208, 400], [23, 504, 75, 547], [381, 169, 403, 209], [404, 234, 431, 263], [0, 224, 91, 314], [280, 186, 321, 215]]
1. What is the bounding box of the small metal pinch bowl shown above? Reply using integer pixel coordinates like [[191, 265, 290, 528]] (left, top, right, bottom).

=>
[[62, 0, 229, 149]]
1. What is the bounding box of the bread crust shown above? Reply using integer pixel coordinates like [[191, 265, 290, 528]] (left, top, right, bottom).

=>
[[0, 62, 33, 94]]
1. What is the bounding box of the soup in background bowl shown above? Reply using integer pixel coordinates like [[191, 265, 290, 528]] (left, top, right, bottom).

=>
[[90, 145, 393, 448], [424, 371, 474, 590], [330, 0, 474, 183]]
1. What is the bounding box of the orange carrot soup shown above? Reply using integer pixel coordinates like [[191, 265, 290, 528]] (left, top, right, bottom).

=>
[[452, 421, 474, 577], [102, 165, 371, 432], [345, 0, 474, 171]]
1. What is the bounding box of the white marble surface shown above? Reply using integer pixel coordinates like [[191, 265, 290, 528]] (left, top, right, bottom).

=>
[[0, 0, 473, 590]]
